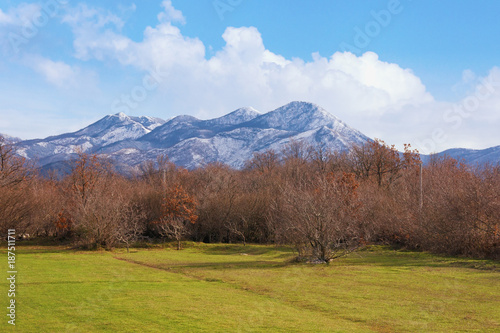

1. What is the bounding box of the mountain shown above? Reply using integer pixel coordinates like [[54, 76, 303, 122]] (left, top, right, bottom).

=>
[[108, 102, 369, 169], [432, 146, 500, 165], [8, 101, 500, 174], [0, 134, 22, 143], [11, 102, 370, 172], [205, 107, 261, 127], [14, 113, 165, 167]]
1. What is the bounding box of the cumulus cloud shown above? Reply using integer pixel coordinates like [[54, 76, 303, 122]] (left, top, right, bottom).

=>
[[62, 2, 432, 120], [158, 0, 185, 24]]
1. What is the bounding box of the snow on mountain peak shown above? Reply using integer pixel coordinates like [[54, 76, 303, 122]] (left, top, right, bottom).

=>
[[207, 106, 261, 126], [277, 101, 337, 119], [249, 101, 343, 132], [115, 112, 128, 119], [236, 106, 260, 115], [14, 102, 375, 172], [129, 115, 166, 131]]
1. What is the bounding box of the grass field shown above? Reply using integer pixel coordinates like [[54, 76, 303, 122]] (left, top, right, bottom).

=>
[[1, 242, 499, 332]]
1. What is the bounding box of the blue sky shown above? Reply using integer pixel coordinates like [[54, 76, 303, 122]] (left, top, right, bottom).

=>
[[1, 0, 500, 153]]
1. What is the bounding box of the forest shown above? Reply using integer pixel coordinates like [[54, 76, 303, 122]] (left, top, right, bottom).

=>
[[1, 135, 499, 261]]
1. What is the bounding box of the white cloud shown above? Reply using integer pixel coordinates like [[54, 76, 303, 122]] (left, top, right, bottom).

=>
[[0, 3, 41, 26], [62, 3, 123, 29], [23, 55, 99, 92], [65, 4, 431, 115], [0, 3, 42, 53], [158, 0, 185, 24], [0, 9, 12, 24], [62, 3, 125, 60], [31, 57, 76, 88]]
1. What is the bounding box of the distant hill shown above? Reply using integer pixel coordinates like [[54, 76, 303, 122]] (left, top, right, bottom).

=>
[[430, 146, 500, 165]]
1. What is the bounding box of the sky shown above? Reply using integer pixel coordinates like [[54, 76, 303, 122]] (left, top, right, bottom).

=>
[[1, 0, 500, 153]]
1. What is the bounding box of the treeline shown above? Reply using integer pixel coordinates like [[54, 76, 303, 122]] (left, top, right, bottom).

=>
[[1, 136, 499, 260]]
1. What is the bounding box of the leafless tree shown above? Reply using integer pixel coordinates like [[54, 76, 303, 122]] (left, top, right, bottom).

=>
[[273, 172, 363, 262], [0, 136, 36, 234]]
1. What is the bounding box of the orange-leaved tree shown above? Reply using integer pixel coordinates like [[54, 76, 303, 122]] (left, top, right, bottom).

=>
[[154, 184, 198, 250]]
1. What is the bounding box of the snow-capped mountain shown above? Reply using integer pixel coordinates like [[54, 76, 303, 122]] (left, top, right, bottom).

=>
[[14, 113, 165, 166], [105, 101, 369, 169], [7, 101, 500, 173], [9, 102, 365, 172]]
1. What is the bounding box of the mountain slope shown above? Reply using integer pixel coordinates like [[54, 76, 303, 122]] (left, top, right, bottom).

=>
[[104, 102, 369, 169], [434, 146, 500, 165], [10, 102, 367, 171], [15, 113, 165, 166], [10, 101, 500, 173], [0, 133, 22, 143]]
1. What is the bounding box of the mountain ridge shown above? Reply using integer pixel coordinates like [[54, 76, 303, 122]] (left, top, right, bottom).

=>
[[428, 146, 500, 165], [5, 101, 499, 173]]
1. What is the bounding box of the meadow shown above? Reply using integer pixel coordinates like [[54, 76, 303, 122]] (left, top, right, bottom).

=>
[[1, 243, 499, 332]]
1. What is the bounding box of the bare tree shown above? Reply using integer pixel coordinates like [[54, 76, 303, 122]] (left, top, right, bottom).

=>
[[115, 203, 146, 253], [0, 136, 32, 187], [0, 136, 36, 234], [273, 172, 363, 262], [64, 152, 138, 249], [245, 149, 280, 174], [226, 217, 248, 246], [349, 139, 420, 187]]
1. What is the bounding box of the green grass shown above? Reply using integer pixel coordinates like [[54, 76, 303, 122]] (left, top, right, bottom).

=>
[[1, 243, 499, 332]]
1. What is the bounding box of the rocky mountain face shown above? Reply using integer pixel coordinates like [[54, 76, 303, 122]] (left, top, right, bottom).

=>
[[14, 113, 165, 170], [11, 102, 369, 173], [8, 101, 498, 174]]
